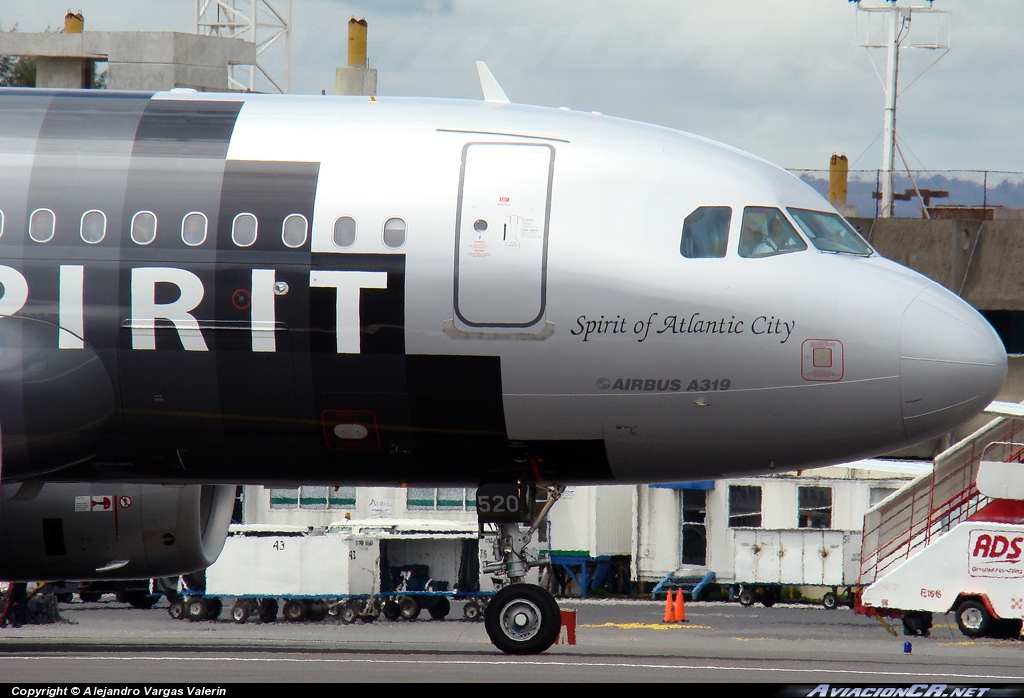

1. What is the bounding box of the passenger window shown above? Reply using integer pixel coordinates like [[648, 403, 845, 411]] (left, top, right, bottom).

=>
[[231, 213, 258, 248], [0, 209, 4, 239], [333, 216, 357, 248], [787, 208, 872, 255], [680, 206, 731, 259], [131, 211, 157, 245], [383, 217, 406, 248], [282, 214, 308, 248], [182, 212, 208, 246], [738, 207, 807, 258], [80, 210, 106, 244], [29, 209, 55, 243]]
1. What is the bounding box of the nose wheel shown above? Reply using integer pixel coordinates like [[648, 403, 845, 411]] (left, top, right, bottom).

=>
[[484, 583, 561, 655]]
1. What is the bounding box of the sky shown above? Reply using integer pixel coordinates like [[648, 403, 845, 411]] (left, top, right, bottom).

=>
[[2, 0, 1022, 175]]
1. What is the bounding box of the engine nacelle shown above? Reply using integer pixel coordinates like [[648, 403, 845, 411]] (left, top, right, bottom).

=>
[[0, 482, 234, 581]]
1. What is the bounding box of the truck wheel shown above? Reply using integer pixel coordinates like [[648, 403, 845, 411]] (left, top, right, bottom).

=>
[[463, 599, 483, 621], [258, 599, 278, 623], [283, 600, 306, 622], [956, 600, 992, 638], [126, 593, 159, 610], [231, 602, 249, 623], [358, 599, 381, 623], [185, 598, 208, 622], [428, 597, 451, 620], [205, 598, 222, 620], [306, 601, 328, 622], [339, 600, 359, 624], [168, 599, 186, 620], [382, 600, 401, 621], [761, 588, 777, 608], [399, 596, 421, 621], [822, 592, 839, 610], [738, 588, 755, 607], [79, 592, 102, 603]]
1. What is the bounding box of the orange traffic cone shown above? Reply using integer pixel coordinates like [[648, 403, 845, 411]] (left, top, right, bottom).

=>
[[663, 590, 675, 622], [674, 588, 687, 622]]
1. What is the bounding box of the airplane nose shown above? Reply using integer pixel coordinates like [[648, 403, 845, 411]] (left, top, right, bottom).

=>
[[900, 284, 1007, 444]]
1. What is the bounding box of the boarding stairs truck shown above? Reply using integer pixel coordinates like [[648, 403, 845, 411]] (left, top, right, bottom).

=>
[[857, 404, 1024, 638]]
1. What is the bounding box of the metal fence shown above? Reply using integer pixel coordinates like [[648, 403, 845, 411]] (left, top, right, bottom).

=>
[[788, 169, 1024, 219]]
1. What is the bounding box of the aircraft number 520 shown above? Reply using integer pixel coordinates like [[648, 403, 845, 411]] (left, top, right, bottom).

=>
[[476, 483, 531, 524]]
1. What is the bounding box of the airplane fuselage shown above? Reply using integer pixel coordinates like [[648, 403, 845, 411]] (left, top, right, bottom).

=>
[[0, 88, 1006, 487]]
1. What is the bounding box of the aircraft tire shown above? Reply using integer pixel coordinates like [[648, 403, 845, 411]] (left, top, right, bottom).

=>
[[484, 584, 560, 655], [956, 600, 991, 638]]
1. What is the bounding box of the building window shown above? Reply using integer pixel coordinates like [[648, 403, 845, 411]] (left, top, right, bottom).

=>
[[383, 217, 406, 248], [231, 213, 258, 248], [798, 486, 832, 529], [728, 485, 762, 527], [182, 212, 208, 246], [680, 206, 730, 259], [131, 211, 157, 245], [407, 487, 477, 511], [333, 216, 357, 248], [282, 213, 308, 248], [269, 485, 356, 510], [29, 208, 55, 243], [869, 486, 898, 508], [80, 210, 106, 244], [269, 487, 299, 509]]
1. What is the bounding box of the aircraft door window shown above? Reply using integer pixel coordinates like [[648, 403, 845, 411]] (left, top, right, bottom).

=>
[[29, 208, 55, 243], [231, 213, 258, 248], [738, 207, 806, 258], [131, 211, 157, 245], [80, 210, 106, 244], [679, 206, 731, 259], [383, 217, 407, 249], [787, 208, 872, 255], [728, 485, 762, 527], [181, 212, 208, 247], [332, 216, 357, 248], [282, 213, 308, 248]]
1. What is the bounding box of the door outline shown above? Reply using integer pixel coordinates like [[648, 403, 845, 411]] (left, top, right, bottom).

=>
[[452, 142, 555, 329]]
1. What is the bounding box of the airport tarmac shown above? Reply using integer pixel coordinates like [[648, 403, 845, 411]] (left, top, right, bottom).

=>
[[1, 598, 1024, 685]]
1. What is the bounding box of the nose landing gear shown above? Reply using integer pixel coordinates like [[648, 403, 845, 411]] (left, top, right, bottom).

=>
[[476, 481, 565, 655]]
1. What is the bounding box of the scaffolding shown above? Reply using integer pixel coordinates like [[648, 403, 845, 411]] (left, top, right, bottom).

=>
[[195, 0, 291, 93]]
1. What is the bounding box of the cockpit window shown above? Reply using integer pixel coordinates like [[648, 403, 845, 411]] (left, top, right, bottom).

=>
[[738, 207, 807, 258], [787, 208, 873, 255], [680, 206, 730, 259]]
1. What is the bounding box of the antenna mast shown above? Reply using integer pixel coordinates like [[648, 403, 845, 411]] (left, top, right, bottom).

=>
[[852, 0, 949, 217]]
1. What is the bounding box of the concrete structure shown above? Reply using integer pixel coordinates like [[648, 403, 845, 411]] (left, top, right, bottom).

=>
[[335, 18, 377, 96], [0, 31, 256, 91]]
